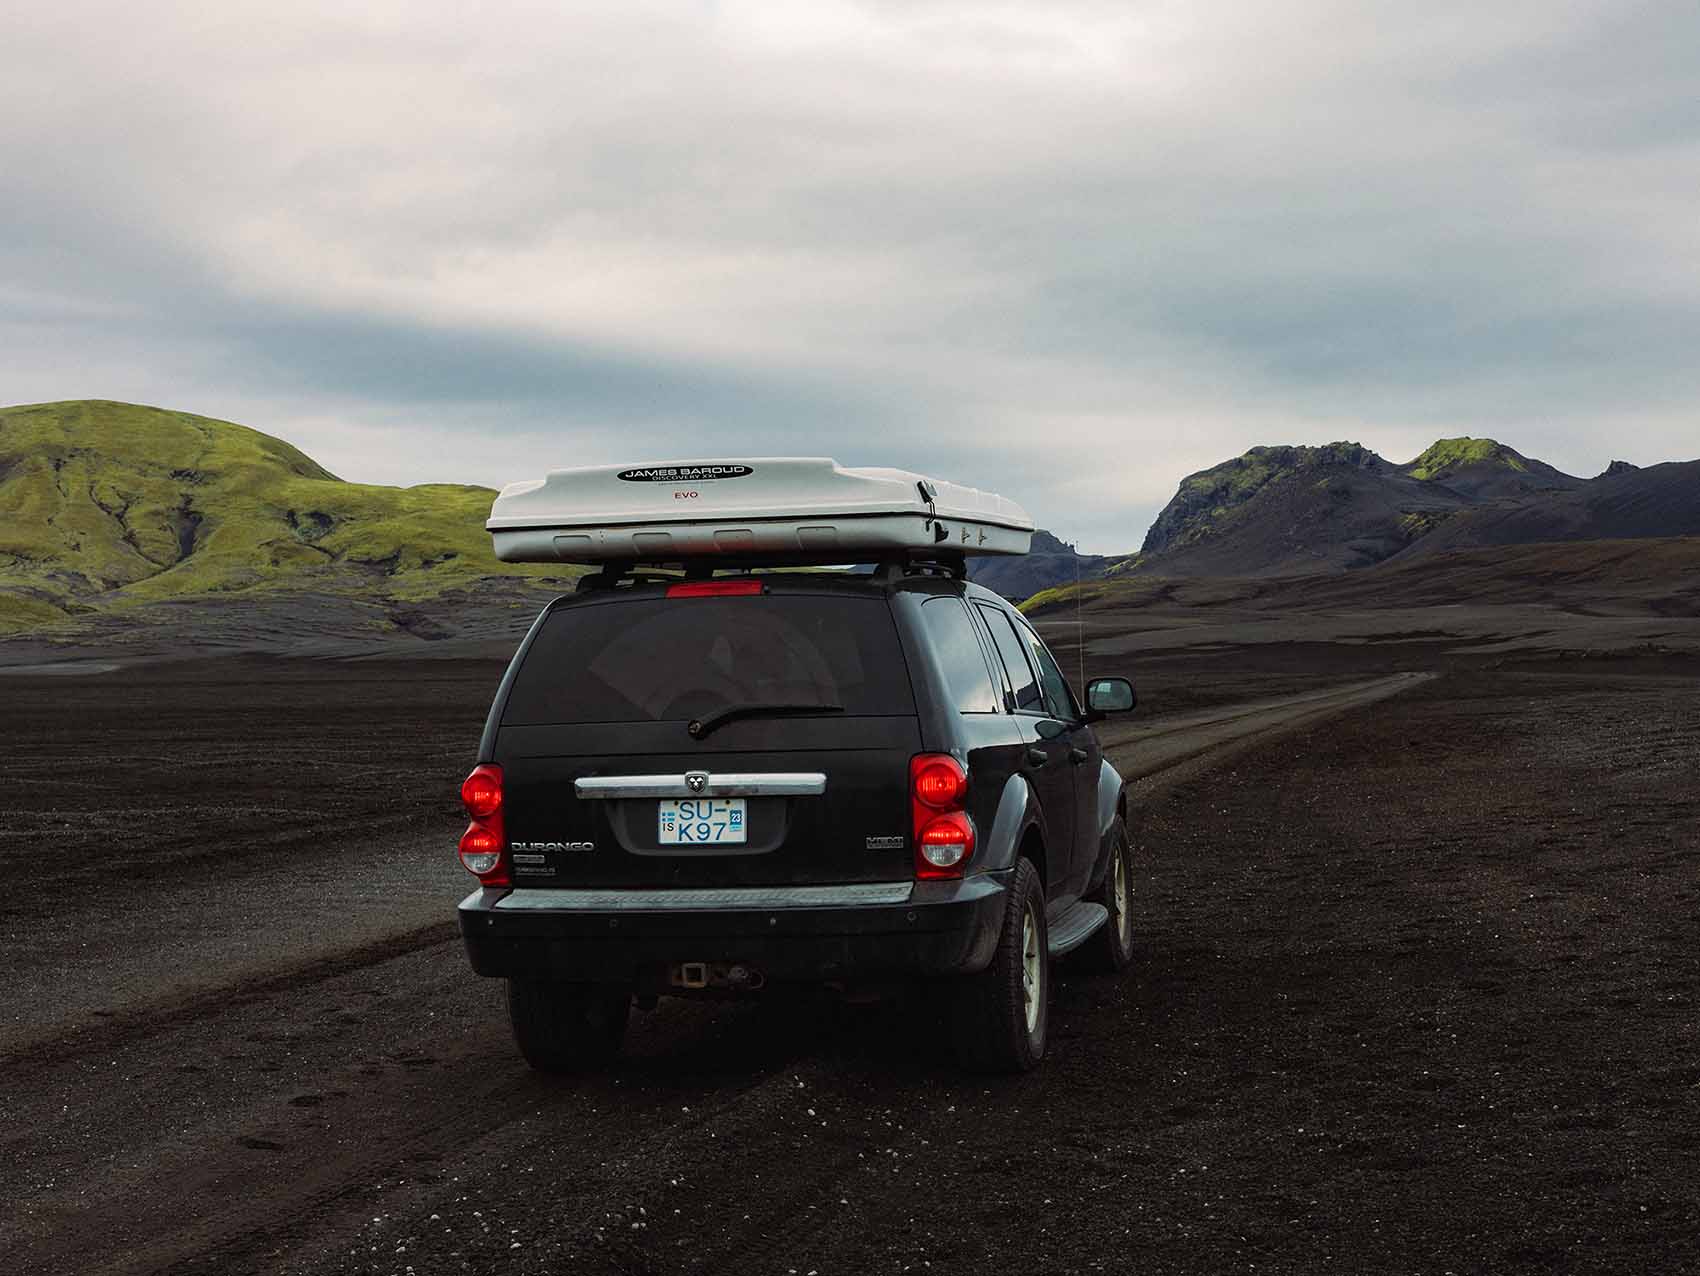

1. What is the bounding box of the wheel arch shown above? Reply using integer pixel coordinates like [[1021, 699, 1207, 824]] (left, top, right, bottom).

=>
[[1085, 757, 1130, 894], [977, 771, 1046, 883]]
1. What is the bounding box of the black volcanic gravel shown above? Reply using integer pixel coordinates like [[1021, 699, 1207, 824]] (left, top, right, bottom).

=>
[[3, 662, 1697, 1275]]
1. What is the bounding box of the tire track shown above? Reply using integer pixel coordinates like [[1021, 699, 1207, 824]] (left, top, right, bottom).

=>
[[1100, 672, 1436, 790], [0, 922, 459, 1071]]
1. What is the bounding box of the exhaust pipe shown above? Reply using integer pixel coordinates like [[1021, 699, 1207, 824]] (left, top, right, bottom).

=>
[[725, 963, 764, 991]]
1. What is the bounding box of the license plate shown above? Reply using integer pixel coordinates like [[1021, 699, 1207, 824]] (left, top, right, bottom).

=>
[[658, 798, 747, 845]]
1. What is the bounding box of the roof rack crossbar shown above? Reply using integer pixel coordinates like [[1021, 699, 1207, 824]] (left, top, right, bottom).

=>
[[573, 549, 969, 590], [576, 563, 689, 591], [870, 549, 967, 582]]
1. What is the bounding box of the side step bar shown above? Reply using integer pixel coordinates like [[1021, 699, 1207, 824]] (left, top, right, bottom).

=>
[[1047, 901, 1109, 957]]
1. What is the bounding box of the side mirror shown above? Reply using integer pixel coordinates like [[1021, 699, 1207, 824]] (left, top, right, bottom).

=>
[[1085, 676, 1136, 715]]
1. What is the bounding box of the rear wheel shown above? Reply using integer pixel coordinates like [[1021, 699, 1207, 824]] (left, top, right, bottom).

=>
[[507, 979, 631, 1073], [1075, 818, 1136, 973], [952, 857, 1049, 1073]]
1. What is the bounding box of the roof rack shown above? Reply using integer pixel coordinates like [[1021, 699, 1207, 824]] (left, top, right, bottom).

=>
[[574, 549, 969, 591]]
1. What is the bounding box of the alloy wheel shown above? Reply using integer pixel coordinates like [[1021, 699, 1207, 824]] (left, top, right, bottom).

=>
[[1021, 901, 1043, 1035]]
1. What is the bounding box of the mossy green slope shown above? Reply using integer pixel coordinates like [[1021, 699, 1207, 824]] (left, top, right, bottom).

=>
[[1403, 437, 1529, 481], [0, 400, 573, 632]]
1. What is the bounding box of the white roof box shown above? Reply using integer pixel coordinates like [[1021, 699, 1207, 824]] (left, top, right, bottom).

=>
[[487, 458, 1034, 566]]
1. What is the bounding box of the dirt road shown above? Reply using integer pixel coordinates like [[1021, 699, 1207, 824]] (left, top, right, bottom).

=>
[[3, 659, 1696, 1274], [1096, 672, 1434, 787]]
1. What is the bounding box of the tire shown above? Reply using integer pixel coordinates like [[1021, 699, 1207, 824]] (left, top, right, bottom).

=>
[[507, 979, 631, 1073], [1074, 818, 1136, 974], [951, 857, 1049, 1073]]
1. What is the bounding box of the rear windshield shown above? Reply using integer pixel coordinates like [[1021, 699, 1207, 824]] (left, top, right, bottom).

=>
[[504, 593, 916, 725]]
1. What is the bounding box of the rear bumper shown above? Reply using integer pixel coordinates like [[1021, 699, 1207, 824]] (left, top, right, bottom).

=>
[[457, 872, 1011, 984]]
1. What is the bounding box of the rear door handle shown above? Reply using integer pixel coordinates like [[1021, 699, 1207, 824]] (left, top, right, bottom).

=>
[[1069, 748, 1089, 765], [1026, 747, 1048, 767]]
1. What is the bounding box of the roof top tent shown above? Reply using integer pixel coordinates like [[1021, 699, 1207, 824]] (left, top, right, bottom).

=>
[[486, 458, 1034, 578]]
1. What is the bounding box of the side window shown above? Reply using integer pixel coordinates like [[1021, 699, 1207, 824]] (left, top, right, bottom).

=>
[[919, 597, 1001, 714], [977, 604, 1044, 713], [1017, 620, 1080, 721]]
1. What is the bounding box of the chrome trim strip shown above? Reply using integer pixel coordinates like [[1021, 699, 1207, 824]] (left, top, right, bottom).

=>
[[493, 883, 913, 910], [574, 772, 827, 799]]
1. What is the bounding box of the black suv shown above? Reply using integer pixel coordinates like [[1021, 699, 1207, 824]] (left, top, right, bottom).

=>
[[457, 558, 1137, 1073]]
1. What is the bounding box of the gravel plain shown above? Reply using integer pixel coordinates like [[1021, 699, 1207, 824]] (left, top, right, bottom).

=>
[[2, 632, 1696, 1275]]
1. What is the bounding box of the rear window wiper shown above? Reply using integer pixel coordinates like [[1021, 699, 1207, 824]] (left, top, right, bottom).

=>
[[687, 702, 844, 739]]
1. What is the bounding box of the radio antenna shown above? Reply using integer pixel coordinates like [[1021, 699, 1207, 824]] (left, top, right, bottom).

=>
[[1074, 537, 1085, 693]]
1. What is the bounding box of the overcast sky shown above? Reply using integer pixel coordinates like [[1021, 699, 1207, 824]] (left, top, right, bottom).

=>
[[4, 1, 1697, 551]]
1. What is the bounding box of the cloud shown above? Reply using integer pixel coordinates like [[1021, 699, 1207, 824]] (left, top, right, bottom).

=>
[[4, 0, 1698, 551]]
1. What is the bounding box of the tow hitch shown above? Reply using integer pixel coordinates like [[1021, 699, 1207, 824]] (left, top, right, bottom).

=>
[[669, 961, 766, 991]]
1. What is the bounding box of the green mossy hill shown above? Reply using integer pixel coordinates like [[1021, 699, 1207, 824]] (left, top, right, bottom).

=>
[[1019, 572, 1271, 617], [1403, 437, 1529, 481], [0, 400, 573, 632], [1140, 442, 1383, 556], [1019, 580, 1112, 615]]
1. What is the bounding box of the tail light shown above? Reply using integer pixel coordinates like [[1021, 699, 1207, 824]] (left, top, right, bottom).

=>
[[911, 753, 975, 879], [458, 763, 510, 886]]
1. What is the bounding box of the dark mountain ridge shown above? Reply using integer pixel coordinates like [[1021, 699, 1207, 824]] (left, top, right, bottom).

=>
[[1407, 459, 1700, 557], [1130, 436, 1699, 578], [965, 529, 1106, 599]]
